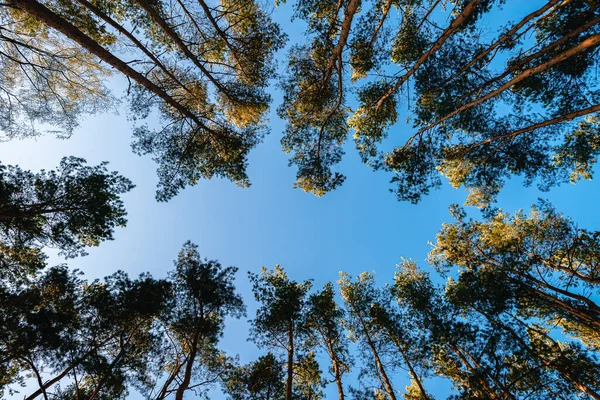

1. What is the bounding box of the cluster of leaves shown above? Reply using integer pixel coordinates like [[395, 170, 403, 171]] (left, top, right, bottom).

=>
[[0, 157, 133, 282], [2, 0, 285, 200], [232, 202, 600, 399], [280, 0, 600, 207], [0, 240, 248, 400], [2, 160, 600, 400]]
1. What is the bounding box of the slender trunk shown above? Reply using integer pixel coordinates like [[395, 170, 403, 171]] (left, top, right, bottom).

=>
[[323, 0, 361, 82], [133, 0, 232, 98], [384, 329, 428, 398], [175, 334, 199, 400], [23, 359, 49, 400], [521, 272, 600, 314], [194, 0, 248, 79], [286, 322, 294, 400], [461, 11, 600, 102], [446, 340, 502, 399], [350, 303, 396, 400], [377, 0, 482, 107], [87, 345, 126, 400], [465, 103, 600, 153], [478, 307, 600, 400], [325, 338, 345, 400], [421, 306, 508, 399], [416, 32, 600, 135], [528, 284, 600, 329], [154, 356, 187, 400], [10, 0, 221, 141], [25, 361, 77, 400], [73, 0, 196, 99]]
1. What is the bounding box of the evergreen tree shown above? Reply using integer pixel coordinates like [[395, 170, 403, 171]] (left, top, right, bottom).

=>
[[249, 265, 312, 400], [151, 241, 245, 400], [3, 0, 285, 200], [0, 266, 171, 400], [430, 203, 600, 398], [0, 157, 133, 281], [306, 283, 352, 400], [280, 0, 600, 206], [339, 272, 398, 400], [224, 353, 286, 400]]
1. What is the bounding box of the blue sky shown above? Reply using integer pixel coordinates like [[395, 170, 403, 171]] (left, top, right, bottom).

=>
[[2, 0, 600, 397]]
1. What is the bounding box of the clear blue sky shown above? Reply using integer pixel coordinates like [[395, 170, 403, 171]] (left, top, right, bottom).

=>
[[2, 0, 600, 397]]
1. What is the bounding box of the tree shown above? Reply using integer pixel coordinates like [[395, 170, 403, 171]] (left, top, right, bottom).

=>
[[150, 241, 245, 400], [430, 202, 600, 398], [249, 265, 312, 400], [0, 266, 171, 400], [339, 272, 398, 400], [306, 283, 352, 400], [279, 0, 600, 206], [392, 261, 521, 399], [293, 351, 325, 400], [431, 202, 600, 348], [0, 4, 112, 139], [3, 0, 285, 200], [0, 157, 133, 281], [223, 353, 286, 400]]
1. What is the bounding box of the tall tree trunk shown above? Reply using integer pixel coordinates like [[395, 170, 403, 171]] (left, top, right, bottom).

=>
[[350, 303, 396, 400], [440, 0, 564, 86], [465, 103, 600, 153], [377, 0, 482, 107], [175, 335, 199, 400], [73, 0, 196, 99], [384, 329, 428, 398], [286, 322, 294, 400], [417, 31, 600, 135], [479, 307, 600, 400], [323, 0, 361, 82], [133, 0, 231, 97], [325, 338, 345, 400], [10, 0, 221, 142], [460, 12, 600, 102]]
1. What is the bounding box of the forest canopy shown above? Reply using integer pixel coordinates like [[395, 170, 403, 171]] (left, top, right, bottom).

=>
[[1, 0, 600, 399], [2, 205, 600, 399], [1, 0, 598, 204]]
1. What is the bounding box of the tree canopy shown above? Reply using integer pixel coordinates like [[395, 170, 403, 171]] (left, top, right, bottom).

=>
[[279, 0, 600, 206], [2, 1, 600, 399], [2, 1, 599, 203], [3, 0, 285, 200], [0, 157, 133, 281]]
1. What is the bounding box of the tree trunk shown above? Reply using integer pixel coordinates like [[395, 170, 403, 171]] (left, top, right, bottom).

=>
[[325, 338, 345, 400], [385, 330, 428, 398], [440, 0, 563, 86], [73, 0, 196, 98], [10, 0, 220, 141], [377, 0, 482, 107], [479, 308, 600, 400], [175, 335, 199, 400], [350, 303, 396, 400], [465, 103, 600, 153], [133, 0, 231, 97], [286, 322, 294, 400]]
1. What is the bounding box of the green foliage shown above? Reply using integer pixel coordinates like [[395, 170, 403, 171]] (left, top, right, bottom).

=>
[[0, 266, 171, 399], [151, 241, 245, 399], [431, 202, 600, 398], [279, 0, 600, 206], [4, 0, 285, 200], [0, 157, 133, 281], [224, 353, 286, 400]]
